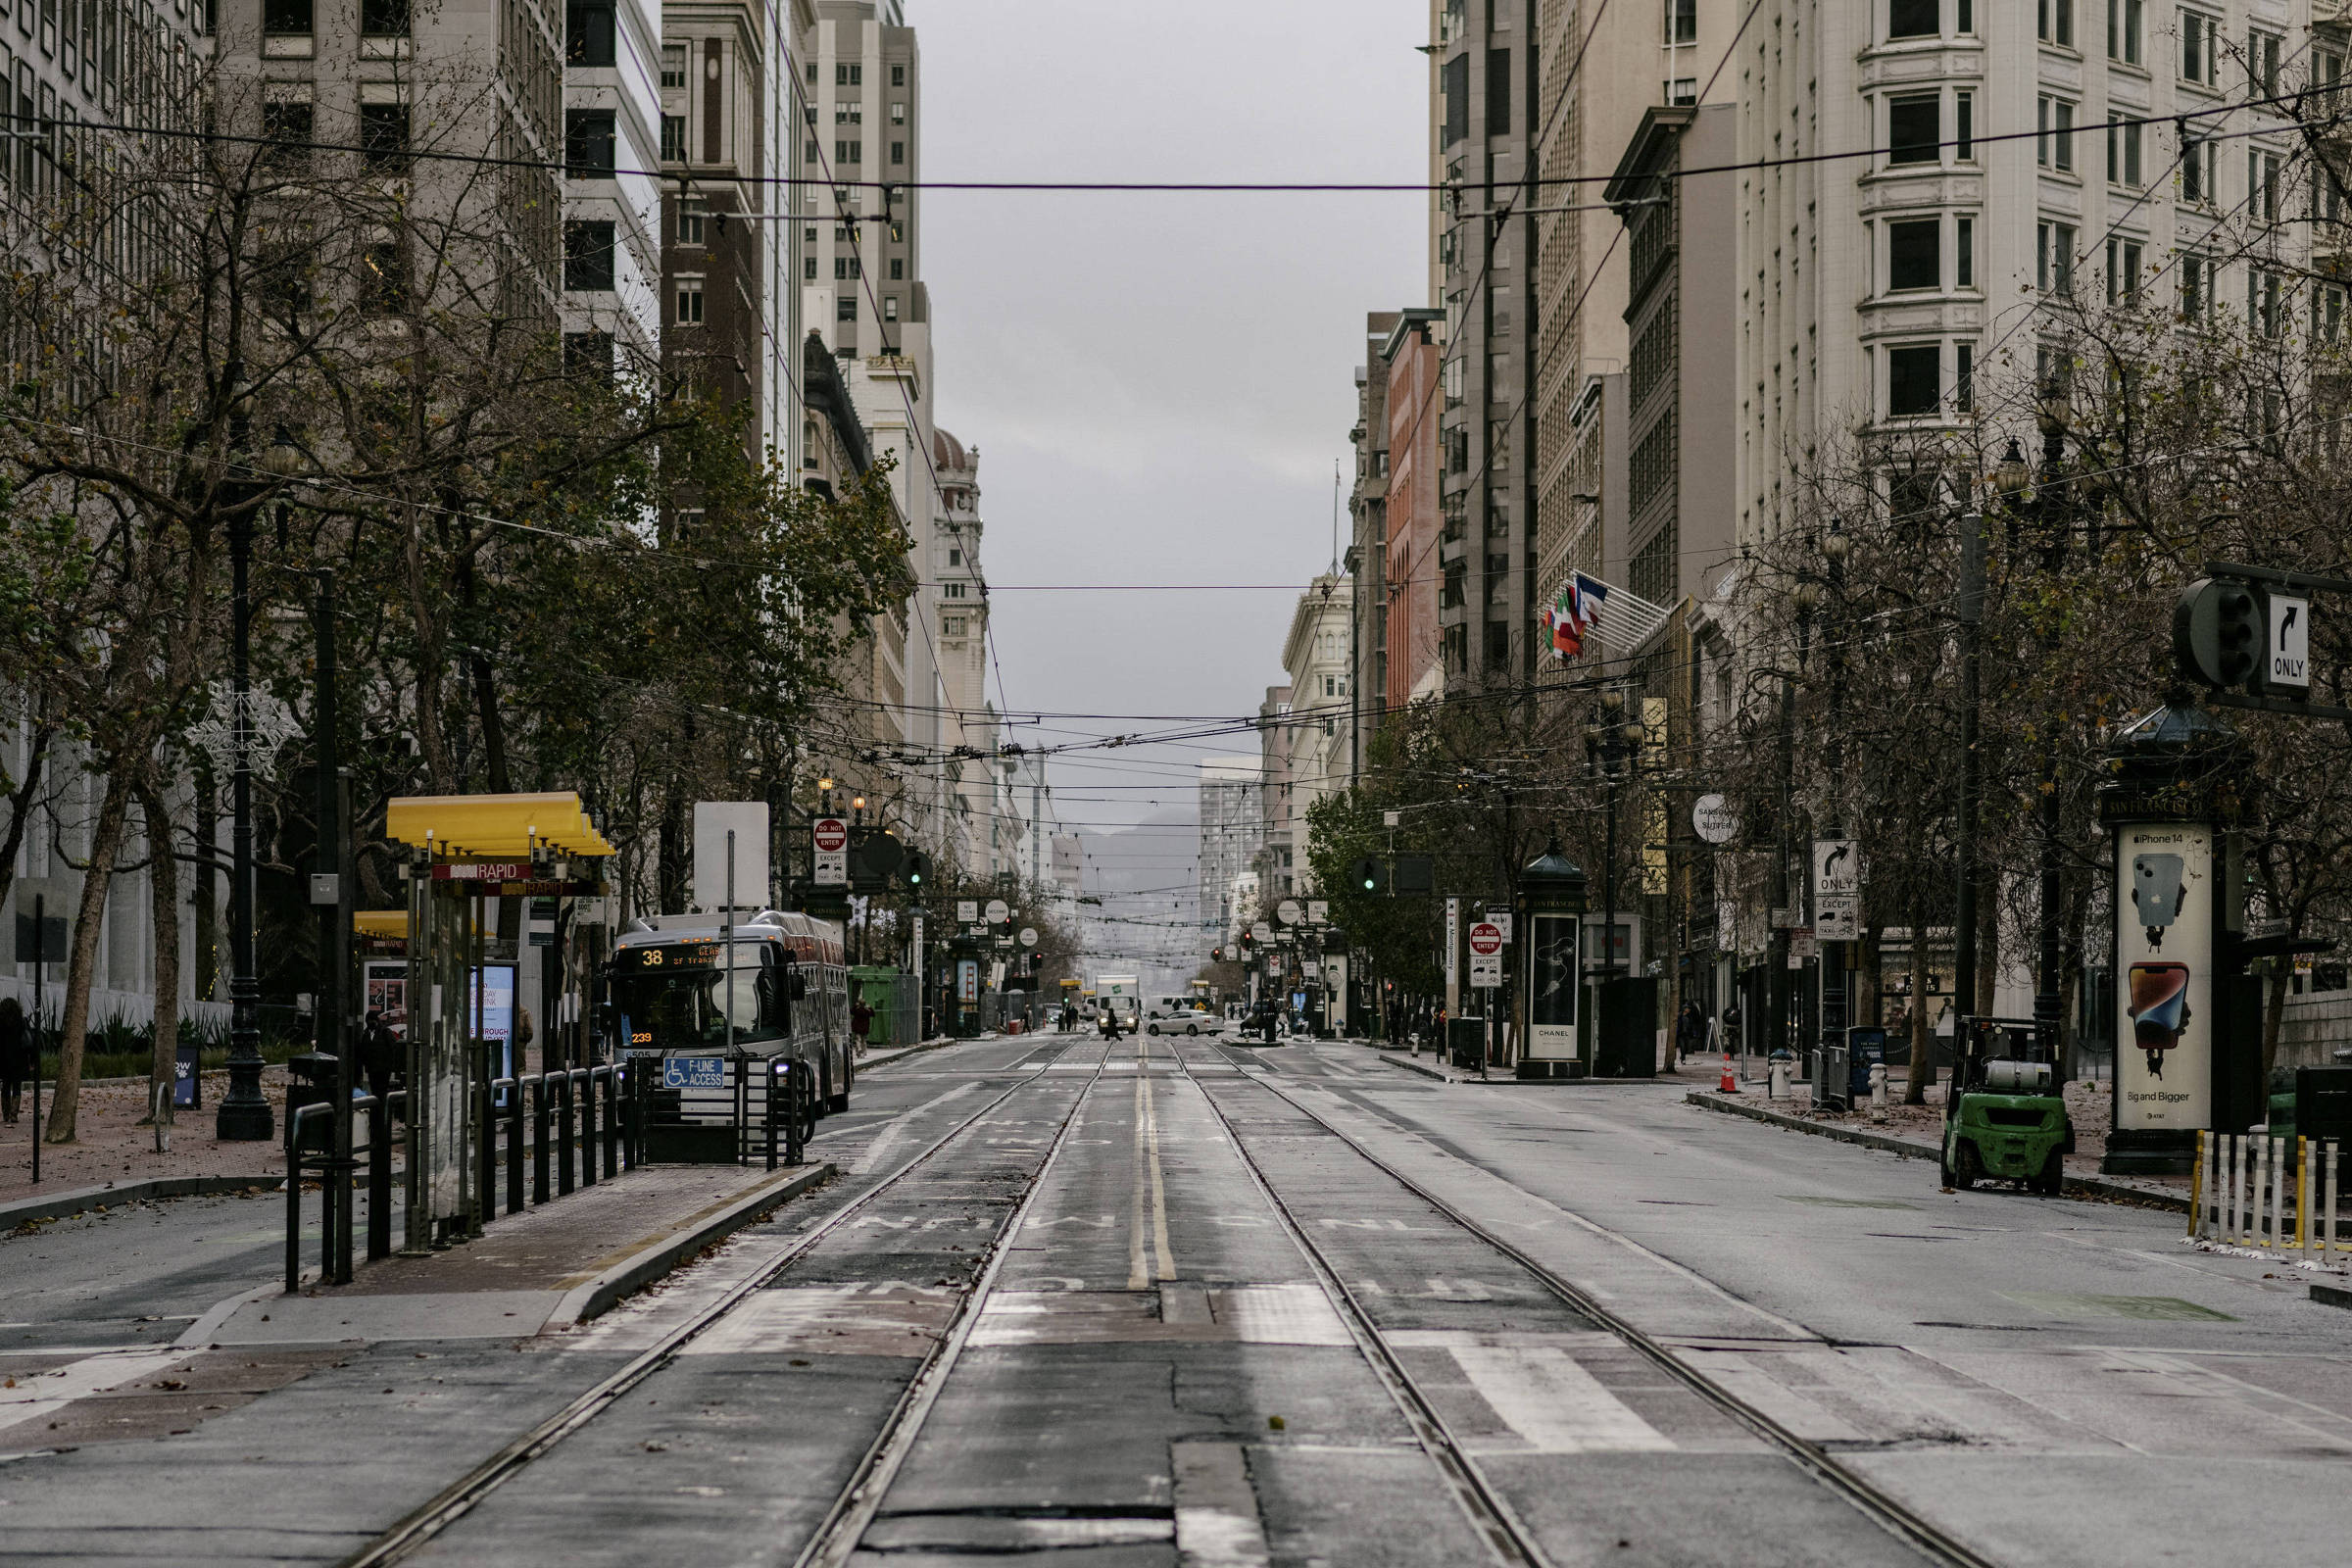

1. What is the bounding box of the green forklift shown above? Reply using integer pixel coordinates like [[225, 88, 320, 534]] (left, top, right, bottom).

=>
[[1940, 1016, 2074, 1195]]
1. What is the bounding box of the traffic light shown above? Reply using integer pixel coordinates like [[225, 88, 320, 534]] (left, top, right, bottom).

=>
[[1211, 947, 1224, 963], [2175, 577, 2268, 690], [904, 852, 928, 888], [1349, 857, 1388, 894]]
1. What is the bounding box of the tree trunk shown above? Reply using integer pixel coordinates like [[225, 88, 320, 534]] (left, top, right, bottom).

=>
[[2262, 961, 2292, 1085], [1976, 892, 1999, 1019], [194, 763, 219, 1001], [0, 721, 53, 922], [136, 775, 181, 1127], [47, 767, 131, 1144]]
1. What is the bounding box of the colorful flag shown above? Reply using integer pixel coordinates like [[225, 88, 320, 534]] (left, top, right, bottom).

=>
[[1543, 590, 1582, 660], [1570, 570, 1610, 635]]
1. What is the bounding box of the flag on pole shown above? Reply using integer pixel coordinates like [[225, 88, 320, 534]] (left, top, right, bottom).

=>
[[1539, 570, 1671, 661]]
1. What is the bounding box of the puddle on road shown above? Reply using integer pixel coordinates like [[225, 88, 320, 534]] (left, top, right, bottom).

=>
[[1997, 1292, 2237, 1322]]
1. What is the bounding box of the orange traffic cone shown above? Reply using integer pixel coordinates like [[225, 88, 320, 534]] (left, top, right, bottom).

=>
[[1719, 1053, 1738, 1094]]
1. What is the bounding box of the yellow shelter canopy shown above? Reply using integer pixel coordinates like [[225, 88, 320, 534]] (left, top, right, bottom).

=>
[[385, 791, 616, 860]]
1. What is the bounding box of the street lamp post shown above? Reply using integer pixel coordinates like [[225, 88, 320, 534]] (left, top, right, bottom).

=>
[[1994, 374, 2075, 1066], [217, 425, 304, 1143], [1586, 689, 1642, 986]]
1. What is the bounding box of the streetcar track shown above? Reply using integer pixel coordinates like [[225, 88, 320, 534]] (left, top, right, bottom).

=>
[[1207, 1045, 2003, 1568], [333, 1038, 1104, 1568]]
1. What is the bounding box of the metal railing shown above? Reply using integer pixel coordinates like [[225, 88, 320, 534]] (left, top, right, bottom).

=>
[[2190, 1131, 2345, 1260], [284, 1061, 645, 1295]]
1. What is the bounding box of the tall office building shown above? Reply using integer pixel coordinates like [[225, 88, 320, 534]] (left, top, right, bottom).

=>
[[1734, 0, 2323, 545], [656, 0, 815, 451], [562, 0, 662, 373], [1197, 759, 1264, 936]]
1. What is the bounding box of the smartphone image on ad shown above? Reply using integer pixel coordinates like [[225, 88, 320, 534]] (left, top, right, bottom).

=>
[[2128, 961, 2190, 1078]]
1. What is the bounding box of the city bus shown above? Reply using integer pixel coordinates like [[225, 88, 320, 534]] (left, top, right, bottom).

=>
[[610, 910, 855, 1118]]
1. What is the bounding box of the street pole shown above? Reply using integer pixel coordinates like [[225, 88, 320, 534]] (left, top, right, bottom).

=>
[[2034, 398, 2071, 1070], [1952, 511, 1987, 1044], [314, 566, 354, 1282], [217, 492, 272, 1141]]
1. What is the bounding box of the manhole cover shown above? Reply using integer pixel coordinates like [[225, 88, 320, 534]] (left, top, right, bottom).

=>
[[1998, 1293, 2236, 1322]]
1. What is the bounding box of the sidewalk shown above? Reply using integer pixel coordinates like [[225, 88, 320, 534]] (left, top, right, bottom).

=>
[[0, 1066, 293, 1208]]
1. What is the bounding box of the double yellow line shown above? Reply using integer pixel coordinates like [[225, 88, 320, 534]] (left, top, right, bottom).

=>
[[1128, 1040, 1177, 1291]]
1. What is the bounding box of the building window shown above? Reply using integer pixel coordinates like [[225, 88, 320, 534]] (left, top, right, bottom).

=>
[[2180, 254, 2215, 324], [2248, 269, 2281, 338], [2036, 95, 2075, 170], [1666, 0, 1696, 42], [361, 237, 407, 312], [2107, 237, 2144, 302], [2319, 48, 2346, 117], [892, 100, 906, 122], [835, 61, 860, 85], [943, 615, 966, 635], [564, 108, 614, 177], [1886, 344, 1939, 417], [563, 220, 613, 290], [661, 42, 685, 87], [1886, 218, 1939, 291], [2038, 0, 2072, 46], [804, 255, 817, 279], [2180, 9, 2217, 86], [1888, 0, 1936, 38], [891, 63, 905, 86], [1955, 90, 1973, 159], [883, 294, 899, 319], [2320, 282, 2347, 343], [564, 0, 612, 67], [834, 254, 858, 278], [1442, 52, 1468, 145], [1955, 342, 1975, 411], [889, 258, 904, 279], [675, 275, 704, 325], [359, 102, 408, 172], [2249, 148, 2278, 222], [264, 0, 312, 33], [1955, 215, 1974, 287], [837, 293, 856, 321], [262, 97, 313, 168], [1486, 47, 1511, 135], [564, 330, 612, 377], [2248, 28, 2279, 98], [678, 197, 705, 244], [2107, 115, 2141, 185], [943, 581, 967, 600], [835, 138, 860, 164], [360, 0, 406, 34], [1664, 77, 1695, 104], [2036, 220, 2077, 293], [890, 138, 905, 164], [2180, 134, 2213, 203], [2108, 0, 2141, 64], [1887, 92, 1938, 164]]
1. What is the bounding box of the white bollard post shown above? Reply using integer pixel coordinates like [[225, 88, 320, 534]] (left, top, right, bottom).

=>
[[2199, 1131, 2217, 1240], [2329, 1143, 2341, 1260], [2260, 1138, 2275, 1248], [2304, 1139, 2316, 1263], [2267, 1139, 2282, 1249]]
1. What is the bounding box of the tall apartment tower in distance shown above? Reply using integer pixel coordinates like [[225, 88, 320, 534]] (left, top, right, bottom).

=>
[[805, 0, 947, 845], [1735, 0, 2321, 543], [1430, 0, 1537, 701], [657, 0, 816, 453], [1198, 759, 1266, 937], [562, 0, 662, 372]]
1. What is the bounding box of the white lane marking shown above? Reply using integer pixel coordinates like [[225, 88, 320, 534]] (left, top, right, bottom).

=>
[[1211, 1283, 1352, 1347], [1174, 1441, 1272, 1568], [851, 1082, 978, 1175], [0, 1348, 187, 1439], [1447, 1344, 1675, 1452]]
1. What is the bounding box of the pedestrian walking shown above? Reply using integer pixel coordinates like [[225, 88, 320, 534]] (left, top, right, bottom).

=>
[[851, 996, 874, 1051], [362, 1007, 402, 1101], [1676, 1002, 1704, 1061], [1102, 1004, 1122, 1042], [0, 995, 26, 1123]]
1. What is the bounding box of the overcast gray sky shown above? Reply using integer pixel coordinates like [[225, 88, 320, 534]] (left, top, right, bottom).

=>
[[918, 1, 1427, 868]]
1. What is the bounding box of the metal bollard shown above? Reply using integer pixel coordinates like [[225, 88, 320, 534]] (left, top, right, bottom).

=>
[[579, 1069, 599, 1188], [602, 1067, 618, 1179], [533, 1075, 552, 1204], [368, 1094, 392, 1261], [508, 1077, 527, 1216], [557, 1072, 575, 1197], [472, 1079, 493, 1237], [1869, 1063, 1888, 1123]]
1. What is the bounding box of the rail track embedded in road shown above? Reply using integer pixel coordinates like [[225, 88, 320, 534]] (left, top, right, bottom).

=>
[[334, 1039, 1112, 1568], [1198, 1044, 2003, 1568]]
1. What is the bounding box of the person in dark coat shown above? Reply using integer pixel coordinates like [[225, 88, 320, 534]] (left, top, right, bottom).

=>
[[0, 995, 27, 1123], [362, 1007, 402, 1100]]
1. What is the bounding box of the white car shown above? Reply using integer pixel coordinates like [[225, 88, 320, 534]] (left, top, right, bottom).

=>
[[1145, 1008, 1225, 1037]]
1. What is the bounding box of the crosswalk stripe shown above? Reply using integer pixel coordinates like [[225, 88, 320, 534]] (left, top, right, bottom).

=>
[[1447, 1344, 1674, 1452]]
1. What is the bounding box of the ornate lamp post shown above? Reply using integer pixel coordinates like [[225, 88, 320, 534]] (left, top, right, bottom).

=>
[[215, 426, 306, 1142]]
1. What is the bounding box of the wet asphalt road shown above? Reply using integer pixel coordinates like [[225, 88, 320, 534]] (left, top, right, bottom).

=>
[[1, 1034, 2347, 1566]]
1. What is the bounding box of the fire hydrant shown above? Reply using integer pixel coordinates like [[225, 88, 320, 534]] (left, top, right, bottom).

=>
[[1869, 1063, 1889, 1122]]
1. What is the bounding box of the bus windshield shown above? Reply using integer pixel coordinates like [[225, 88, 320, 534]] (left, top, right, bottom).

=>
[[612, 946, 788, 1051]]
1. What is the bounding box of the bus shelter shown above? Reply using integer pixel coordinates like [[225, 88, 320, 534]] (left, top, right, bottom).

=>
[[387, 792, 614, 1249]]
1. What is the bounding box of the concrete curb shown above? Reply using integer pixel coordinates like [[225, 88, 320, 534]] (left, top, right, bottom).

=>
[[1377, 1052, 1456, 1082], [858, 1037, 965, 1070], [1685, 1091, 2189, 1211], [2313, 1283, 2352, 1311], [0, 1173, 285, 1230], [546, 1161, 836, 1328]]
